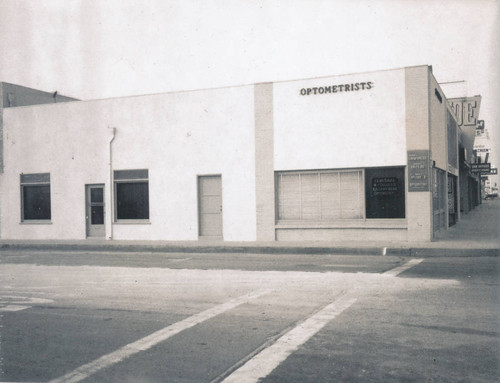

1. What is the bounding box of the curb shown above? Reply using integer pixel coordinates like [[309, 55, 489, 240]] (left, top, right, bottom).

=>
[[402, 248, 500, 257], [1, 243, 498, 257], [0, 243, 383, 256]]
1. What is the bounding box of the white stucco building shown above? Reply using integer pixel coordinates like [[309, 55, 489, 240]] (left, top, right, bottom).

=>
[[0, 65, 481, 242]]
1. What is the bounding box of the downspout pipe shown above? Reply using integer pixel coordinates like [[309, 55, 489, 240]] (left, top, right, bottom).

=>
[[108, 127, 116, 240]]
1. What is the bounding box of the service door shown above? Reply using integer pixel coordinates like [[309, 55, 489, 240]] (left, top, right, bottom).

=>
[[198, 175, 223, 238], [85, 184, 105, 238]]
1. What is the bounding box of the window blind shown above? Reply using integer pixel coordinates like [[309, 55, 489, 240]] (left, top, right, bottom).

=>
[[278, 170, 363, 221]]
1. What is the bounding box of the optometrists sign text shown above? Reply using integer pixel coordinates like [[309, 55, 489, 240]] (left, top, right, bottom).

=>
[[300, 82, 374, 96]]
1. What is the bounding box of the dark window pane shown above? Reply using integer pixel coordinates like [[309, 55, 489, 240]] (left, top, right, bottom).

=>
[[23, 185, 51, 220], [116, 182, 149, 220], [21, 173, 50, 183], [91, 206, 104, 224], [90, 188, 104, 203], [365, 167, 405, 218], [114, 169, 148, 180]]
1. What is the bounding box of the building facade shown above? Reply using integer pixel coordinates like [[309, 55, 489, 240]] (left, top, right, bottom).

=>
[[448, 95, 483, 218], [0, 65, 481, 242]]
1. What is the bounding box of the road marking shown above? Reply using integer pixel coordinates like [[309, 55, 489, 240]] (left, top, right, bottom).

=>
[[384, 258, 424, 276], [321, 264, 373, 268], [0, 304, 31, 312], [48, 289, 270, 383], [169, 257, 192, 263], [220, 296, 356, 383], [0, 295, 54, 312]]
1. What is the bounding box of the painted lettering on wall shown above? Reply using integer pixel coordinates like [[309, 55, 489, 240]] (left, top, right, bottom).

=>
[[448, 96, 481, 127], [300, 82, 374, 96]]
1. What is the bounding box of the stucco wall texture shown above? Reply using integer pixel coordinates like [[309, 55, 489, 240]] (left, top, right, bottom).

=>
[[1, 66, 461, 242]]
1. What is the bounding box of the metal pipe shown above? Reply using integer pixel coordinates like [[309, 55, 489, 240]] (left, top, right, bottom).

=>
[[108, 127, 116, 240]]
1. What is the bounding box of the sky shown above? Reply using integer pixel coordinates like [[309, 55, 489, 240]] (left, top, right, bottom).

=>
[[0, 0, 499, 177]]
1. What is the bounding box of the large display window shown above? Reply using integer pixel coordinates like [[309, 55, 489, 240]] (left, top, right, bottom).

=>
[[277, 170, 363, 221], [276, 166, 406, 223]]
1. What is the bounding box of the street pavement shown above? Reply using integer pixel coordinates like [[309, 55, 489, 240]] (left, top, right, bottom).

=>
[[0, 252, 498, 382], [0, 199, 499, 257], [0, 199, 498, 382]]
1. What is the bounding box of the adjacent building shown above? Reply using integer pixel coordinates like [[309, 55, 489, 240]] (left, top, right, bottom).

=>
[[472, 120, 498, 197], [447, 96, 483, 220], [0, 65, 482, 242]]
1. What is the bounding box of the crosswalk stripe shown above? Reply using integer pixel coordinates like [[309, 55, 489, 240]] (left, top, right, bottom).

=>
[[48, 289, 270, 383], [383, 258, 424, 276], [0, 304, 31, 312], [220, 296, 357, 383]]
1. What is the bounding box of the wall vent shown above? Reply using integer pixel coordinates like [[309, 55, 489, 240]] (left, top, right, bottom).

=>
[[434, 89, 443, 103]]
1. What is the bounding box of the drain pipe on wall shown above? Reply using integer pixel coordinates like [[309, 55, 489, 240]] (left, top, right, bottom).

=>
[[108, 127, 116, 240]]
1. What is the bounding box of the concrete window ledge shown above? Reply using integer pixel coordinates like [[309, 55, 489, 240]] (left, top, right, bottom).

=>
[[20, 221, 53, 225], [113, 220, 151, 225], [276, 219, 407, 230]]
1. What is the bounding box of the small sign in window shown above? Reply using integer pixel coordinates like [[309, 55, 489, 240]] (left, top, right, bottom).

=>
[[365, 168, 405, 219], [372, 177, 399, 196]]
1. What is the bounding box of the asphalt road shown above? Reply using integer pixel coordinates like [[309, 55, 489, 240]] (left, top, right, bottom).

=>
[[0, 251, 498, 382]]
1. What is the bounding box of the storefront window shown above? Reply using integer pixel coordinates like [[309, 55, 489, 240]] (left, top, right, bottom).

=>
[[433, 168, 447, 232], [277, 169, 363, 221], [364, 167, 405, 218]]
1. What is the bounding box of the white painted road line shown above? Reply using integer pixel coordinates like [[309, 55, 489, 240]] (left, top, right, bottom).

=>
[[384, 258, 424, 277], [0, 295, 54, 312], [168, 257, 192, 262], [321, 264, 373, 268], [0, 305, 31, 312], [48, 289, 270, 383], [220, 296, 357, 383]]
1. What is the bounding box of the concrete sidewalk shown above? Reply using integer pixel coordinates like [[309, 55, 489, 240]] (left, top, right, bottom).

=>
[[1, 200, 499, 257]]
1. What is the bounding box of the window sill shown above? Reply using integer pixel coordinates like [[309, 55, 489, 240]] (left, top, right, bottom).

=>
[[276, 219, 407, 230], [114, 220, 151, 225], [20, 221, 53, 225]]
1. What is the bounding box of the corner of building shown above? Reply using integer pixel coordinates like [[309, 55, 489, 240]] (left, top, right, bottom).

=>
[[405, 65, 433, 242]]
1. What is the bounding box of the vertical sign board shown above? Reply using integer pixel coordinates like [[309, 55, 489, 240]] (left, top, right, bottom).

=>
[[408, 150, 430, 192], [0, 104, 3, 173], [447, 110, 458, 170]]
